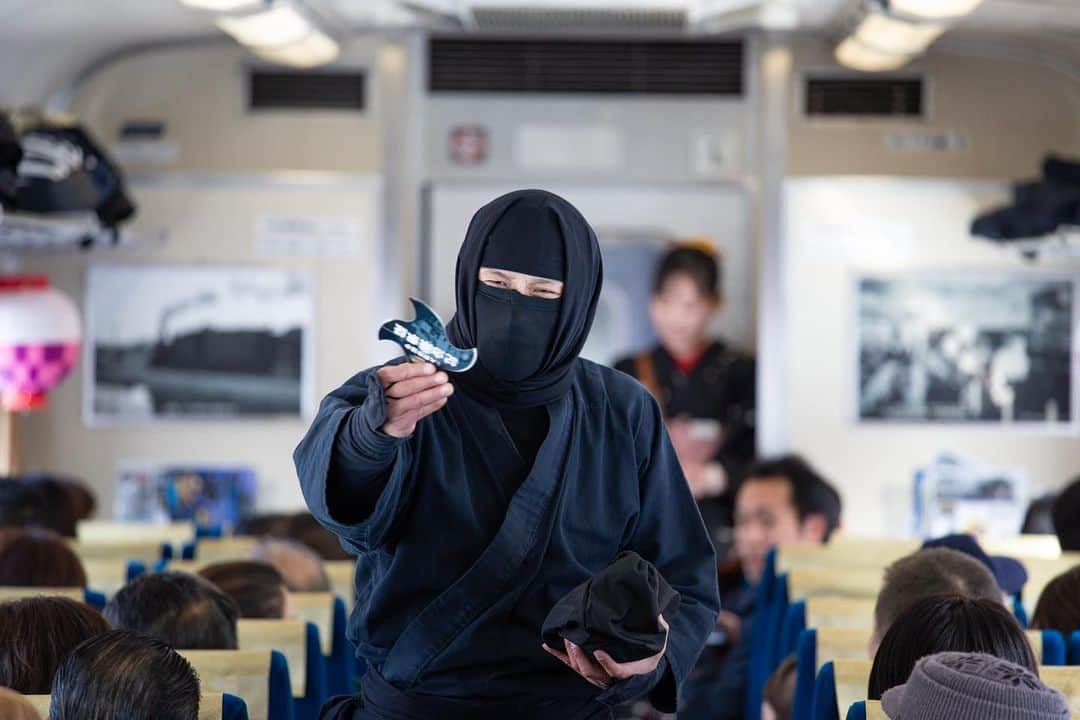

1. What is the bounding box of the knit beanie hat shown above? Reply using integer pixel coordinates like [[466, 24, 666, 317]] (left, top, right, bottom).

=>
[[882, 652, 1070, 720]]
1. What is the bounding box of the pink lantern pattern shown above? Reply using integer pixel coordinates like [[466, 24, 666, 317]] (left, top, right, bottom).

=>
[[0, 276, 81, 411]]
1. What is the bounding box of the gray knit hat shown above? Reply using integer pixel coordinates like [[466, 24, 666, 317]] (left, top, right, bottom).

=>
[[882, 652, 1070, 720]]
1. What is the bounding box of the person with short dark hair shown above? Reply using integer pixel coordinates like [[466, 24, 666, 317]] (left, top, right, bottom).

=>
[[873, 548, 1004, 652], [0, 528, 87, 587], [20, 475, 85, 538], [0, 596, 110, 694], [1031, 565, 1080, 634], [50, 629, 201, 720], [104, 571, 239, 650], [0, 481, 46, 530], [868, 594, 1038, 700], [1051, 476, 1080, 551], [199, 560, 291, 619], [680, 455, 841, 720], [733, 454, 842, 584], [614, 243, 756, 552]]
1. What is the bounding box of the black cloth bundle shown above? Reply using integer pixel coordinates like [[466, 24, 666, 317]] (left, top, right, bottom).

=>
[[971, 154, 1080, 242], [542, 551, 680, 664]]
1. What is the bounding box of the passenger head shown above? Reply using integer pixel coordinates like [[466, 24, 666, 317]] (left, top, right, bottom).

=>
[[922, 533, 1027, 601], [104, 571, 238, 650], [649, 244, 720, 358], [20, 475, 82, 537], [0, 481, 46, 529], [733, 455, 841, 583], [1023, 494, 1057, 535], [868, 595, 1037, 700], [0, 688, 41, 720], [1051, 476, 1080, 551], [0, 596, 109, 694], [0, 529, 87, 587], [872, 548, 1002, 653], [1031, 566, 1080, 633], [251, 538, 330, 593], [50, 630, 200, 720], [762, 655, 796, 720], [880, 652, 1068, 720], [199, 560, 290, 619], [289, 512, 352, 561]]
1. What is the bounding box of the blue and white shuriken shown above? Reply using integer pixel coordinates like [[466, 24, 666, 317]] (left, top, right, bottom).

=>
[[378, 297, 478, 373]]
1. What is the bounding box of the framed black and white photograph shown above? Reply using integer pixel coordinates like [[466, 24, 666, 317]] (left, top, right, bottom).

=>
[[85, 264, 314, 425], [856, 273, 1077, 428]]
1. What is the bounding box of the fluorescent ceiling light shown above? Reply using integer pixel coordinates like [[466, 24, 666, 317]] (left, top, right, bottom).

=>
[[215, 4, 313, 47], [253, 29, 340, 67], [888, 0, 984, 21], [178, 0, 264, 10], [854, 12, 945, 55], [835, 36, 912, 72]]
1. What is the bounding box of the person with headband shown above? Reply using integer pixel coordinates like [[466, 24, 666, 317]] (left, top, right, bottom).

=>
[[295, 189, 719, 720]]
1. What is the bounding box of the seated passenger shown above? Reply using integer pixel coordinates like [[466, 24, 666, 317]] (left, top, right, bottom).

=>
[[880, 652, 1067, 720], [0, 596, 109, 694], [679, 454, 841, 720], [0, 528, 87, 587], [199, 560, 292, 619], [868, 594, 1037, 700], [104, 571, 238, 650], [50, 629, 201, 720], [251, 538, 330, 593], [871, 547, 1002, 653], [1031, 565, 1080, 634]]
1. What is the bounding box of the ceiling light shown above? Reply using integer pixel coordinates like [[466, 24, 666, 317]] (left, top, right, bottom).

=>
[[854, 12, 945, 55], [215, 3, 314, 47], [178, 0, 264, 10], [888, 0, 984, 21], [835, 36, 913, 72], [253, 29, 340, 67]]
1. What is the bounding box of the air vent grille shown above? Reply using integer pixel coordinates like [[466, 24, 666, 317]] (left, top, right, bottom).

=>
[[249, 71, 366, 111], [429, 37, 743, 95], [470, 7, 687, 33], [805, 76, 924, 117]]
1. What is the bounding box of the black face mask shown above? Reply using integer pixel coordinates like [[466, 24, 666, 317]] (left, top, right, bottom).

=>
[[475, 285, 561, 382]]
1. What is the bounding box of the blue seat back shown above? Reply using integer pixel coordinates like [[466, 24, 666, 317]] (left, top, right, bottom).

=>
[[293, 622, 329, 720], [1042, 629, 1066, 666], [793, 628, 818, 720], [811, 660, 840, 720], [845, 700, 867, 720], [223, 693, 251, 720], [745, 549, 778, 719]]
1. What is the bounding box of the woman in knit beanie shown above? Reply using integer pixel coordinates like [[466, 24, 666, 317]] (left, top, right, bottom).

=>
[[869, 594, 1038, 699], [881, 652, 1069, 720]]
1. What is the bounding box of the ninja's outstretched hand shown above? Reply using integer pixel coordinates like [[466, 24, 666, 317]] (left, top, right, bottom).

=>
[[377, 362, 454, 438]]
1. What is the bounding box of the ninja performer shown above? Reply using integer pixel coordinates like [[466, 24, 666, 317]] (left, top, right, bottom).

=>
[[295, 189, 720, 720]]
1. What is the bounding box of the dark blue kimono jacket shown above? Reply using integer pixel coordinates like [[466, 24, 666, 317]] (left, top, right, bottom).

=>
[[295, 357, 720, 714]]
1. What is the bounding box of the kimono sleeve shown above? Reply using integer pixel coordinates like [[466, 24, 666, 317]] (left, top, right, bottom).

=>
[[293, 361, 416, 553], [599, 391, 721, 712]]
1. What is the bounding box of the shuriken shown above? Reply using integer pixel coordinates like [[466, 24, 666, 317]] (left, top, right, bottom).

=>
[[378, 297, 478, 373]]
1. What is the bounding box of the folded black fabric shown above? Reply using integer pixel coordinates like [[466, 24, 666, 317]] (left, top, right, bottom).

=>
[[542, 551, 680, 664]]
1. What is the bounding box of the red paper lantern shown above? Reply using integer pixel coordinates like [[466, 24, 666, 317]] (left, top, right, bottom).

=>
[[0, 276, 81, 410]]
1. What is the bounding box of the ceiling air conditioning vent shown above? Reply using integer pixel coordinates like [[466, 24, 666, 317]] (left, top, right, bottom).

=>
[[249, 71, 366, 111], [470, 7, 687, 33], [805, 76, 924, 117], [429, 37, 743, 95]]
